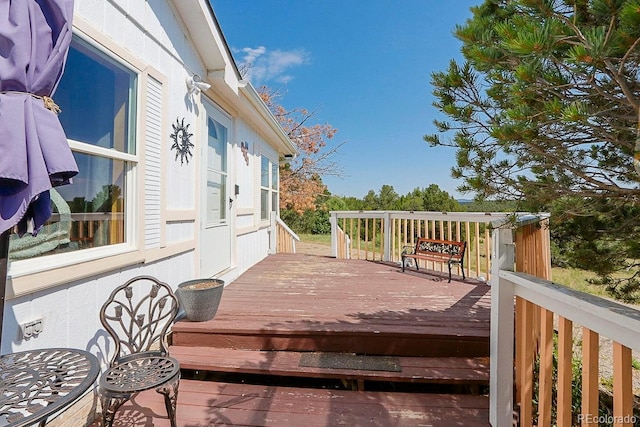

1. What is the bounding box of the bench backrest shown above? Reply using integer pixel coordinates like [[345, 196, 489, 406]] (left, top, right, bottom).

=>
[[415, 238, 466, 260]]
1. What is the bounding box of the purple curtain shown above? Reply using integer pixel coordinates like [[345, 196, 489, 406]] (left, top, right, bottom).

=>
[[0, 0, 77, 236]]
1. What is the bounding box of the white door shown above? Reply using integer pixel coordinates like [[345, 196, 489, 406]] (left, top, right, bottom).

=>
[[200, 101, 232, 277]]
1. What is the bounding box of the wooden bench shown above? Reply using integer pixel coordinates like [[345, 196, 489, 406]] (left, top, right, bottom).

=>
[[401, 238, 466, 283]]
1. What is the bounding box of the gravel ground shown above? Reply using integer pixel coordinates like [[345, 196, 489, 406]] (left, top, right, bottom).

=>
[[295, 241, 332, 257], [573, 326, 640, 396]]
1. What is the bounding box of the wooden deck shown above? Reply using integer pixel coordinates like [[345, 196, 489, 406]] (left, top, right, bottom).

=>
[[172, 253, 491, 357], [100, 253, 492, 426]]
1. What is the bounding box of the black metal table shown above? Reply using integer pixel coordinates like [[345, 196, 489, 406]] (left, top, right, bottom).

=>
[[0, 348, 100, 427]]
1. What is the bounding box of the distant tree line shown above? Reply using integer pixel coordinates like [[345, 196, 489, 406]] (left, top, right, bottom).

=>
[[280, 183, 516, 236]]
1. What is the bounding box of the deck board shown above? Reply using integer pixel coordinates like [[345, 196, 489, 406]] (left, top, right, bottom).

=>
[[172, 254, 491, 357], [97, 380, 490, 427], [171, 346, 490, 385]]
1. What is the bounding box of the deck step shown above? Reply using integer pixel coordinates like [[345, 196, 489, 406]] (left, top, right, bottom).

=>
[[171, 324, 489, 358], [170, 346, 489, 392]]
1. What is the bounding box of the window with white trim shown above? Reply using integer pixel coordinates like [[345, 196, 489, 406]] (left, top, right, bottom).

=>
[[260, 156, 278, 220], [206, 117, 228, 224], [8, 36, 138, 260]]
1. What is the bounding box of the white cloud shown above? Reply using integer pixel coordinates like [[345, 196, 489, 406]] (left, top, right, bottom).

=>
[[236, 46, 310, 85], [239, 46, 266, 65]]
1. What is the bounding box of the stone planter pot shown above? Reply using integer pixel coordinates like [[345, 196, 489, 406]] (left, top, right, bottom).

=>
[[176, 279, 224, 322]]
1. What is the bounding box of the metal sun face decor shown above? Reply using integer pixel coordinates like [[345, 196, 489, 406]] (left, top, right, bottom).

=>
[[170, 117, 194, 165]]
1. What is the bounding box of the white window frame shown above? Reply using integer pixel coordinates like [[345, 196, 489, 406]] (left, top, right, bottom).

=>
[[271, 161, 279, 216], [8, 28, 144, 288], [205, 113, 230, 226], [260, 155, 279, 221]]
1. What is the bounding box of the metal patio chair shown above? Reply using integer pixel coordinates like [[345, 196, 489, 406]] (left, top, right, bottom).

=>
[[98, 276, 180, 427]]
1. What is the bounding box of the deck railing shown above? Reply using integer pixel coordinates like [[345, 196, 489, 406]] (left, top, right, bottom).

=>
[[491, 216, 640, 427], [329, 211, 513, 280], [272, 215, 300, 254], [330, 211, 640, 425]]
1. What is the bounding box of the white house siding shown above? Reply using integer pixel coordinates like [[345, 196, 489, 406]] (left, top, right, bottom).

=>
[[3, 252, 193, 354], [165, 221, 195, 245], [2, 0, 295, 357], [232, 229, 270, 281]]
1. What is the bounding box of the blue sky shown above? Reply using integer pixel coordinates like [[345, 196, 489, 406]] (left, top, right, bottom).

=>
[[210, 1, 480, 200]]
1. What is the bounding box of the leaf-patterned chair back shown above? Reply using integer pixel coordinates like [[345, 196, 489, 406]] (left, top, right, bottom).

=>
[[100, 276, 179, 366]]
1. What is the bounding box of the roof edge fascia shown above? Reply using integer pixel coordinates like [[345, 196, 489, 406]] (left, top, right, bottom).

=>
[[171, 0, 239, 90], [240, 82, 298, 156]]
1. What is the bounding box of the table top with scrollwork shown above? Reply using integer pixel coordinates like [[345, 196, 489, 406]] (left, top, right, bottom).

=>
[[0, 348, 100, 427]]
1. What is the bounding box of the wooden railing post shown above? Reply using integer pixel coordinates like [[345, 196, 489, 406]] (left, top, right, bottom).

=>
[[490, 224, 515, 427], [330, 212, 338, 258], [538, 308, 554, 427], [613, 342, 633, 427], [557, 317, 573, 426], [582, 328, 600, 427], [383, 212, 392, 262], [269, 213, 277, 255]]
